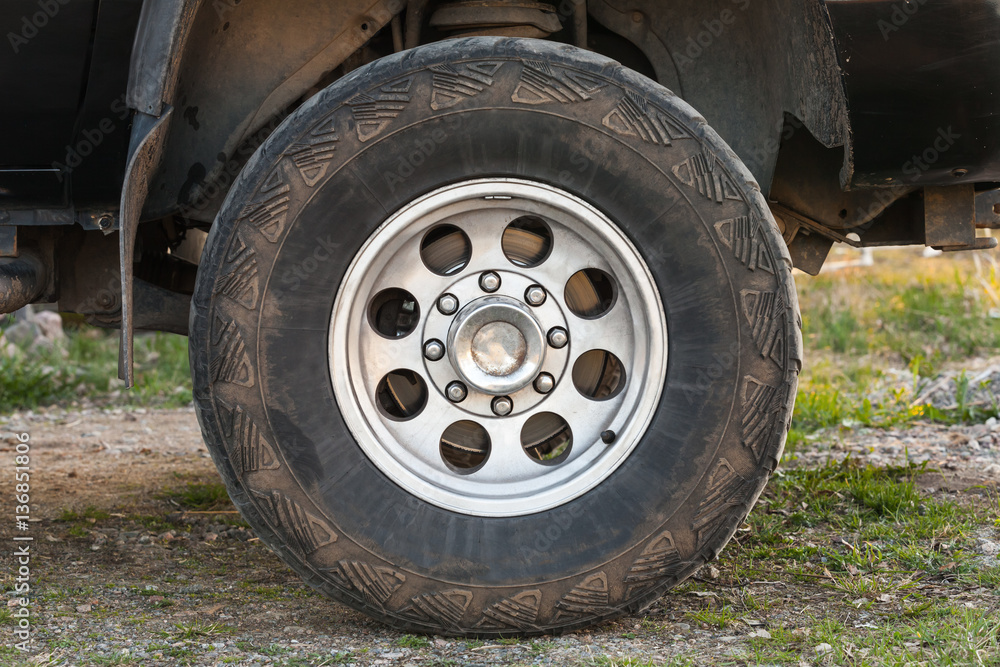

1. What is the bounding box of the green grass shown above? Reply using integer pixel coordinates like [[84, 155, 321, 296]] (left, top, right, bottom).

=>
[[798, 255, 1000, 367], [0, 323, 190, 413], [395, 634, 431, 649], [721, 456, 985, 598], [162, 481, 232, 511]]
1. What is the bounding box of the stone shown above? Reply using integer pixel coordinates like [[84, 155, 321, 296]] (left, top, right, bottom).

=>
[[815, 642, 833, 656], [34, 311, 64, 341], [4, 320, 39, 347]]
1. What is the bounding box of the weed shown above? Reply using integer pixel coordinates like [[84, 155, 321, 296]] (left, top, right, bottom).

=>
[[162, 482, 232, 511], [164, 621, 232, 640], [395, 634, 431, 648]]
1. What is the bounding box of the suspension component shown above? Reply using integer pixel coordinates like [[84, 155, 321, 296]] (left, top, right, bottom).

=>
[[429, 1, 562, 39]]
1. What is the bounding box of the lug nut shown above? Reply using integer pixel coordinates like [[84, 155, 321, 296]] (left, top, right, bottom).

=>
[[547, 327, 569, 349], [446, 381, 468, 403], [525, 285, 546, 306], [437, 294, 459, 315], [424, 339, 445, 362], [491, 396, 513, 416], [534, 373, 555, 394], [601, 430, 616, 444], [479, 272, 501, 293]]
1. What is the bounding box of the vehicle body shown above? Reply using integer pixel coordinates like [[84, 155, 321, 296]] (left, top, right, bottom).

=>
[[1, 0, 997, 635]]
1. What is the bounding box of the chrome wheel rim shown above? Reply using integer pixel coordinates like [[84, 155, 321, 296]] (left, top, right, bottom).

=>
[[329, 179, 667, 516]]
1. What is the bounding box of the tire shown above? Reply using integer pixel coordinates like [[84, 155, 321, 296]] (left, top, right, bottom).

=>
[[190, 37, 801, 637]]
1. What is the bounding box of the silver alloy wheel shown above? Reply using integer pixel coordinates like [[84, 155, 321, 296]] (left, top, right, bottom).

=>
[[329, 179, 667, 516]]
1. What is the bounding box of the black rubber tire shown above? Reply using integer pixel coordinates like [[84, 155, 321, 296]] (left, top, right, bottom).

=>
[[190, 37, 802, 637]]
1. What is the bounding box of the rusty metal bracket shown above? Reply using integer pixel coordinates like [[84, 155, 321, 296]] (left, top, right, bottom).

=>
[[770, 203, 862, 247], [925, 184, 997, 251], [118, 108, 174, 387], [925, 184, 976, 249]]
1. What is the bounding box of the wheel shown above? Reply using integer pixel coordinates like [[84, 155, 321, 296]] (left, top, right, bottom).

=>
[[190, 36, 801, 636]]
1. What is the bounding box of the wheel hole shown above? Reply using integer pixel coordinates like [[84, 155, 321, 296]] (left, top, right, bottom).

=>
[[376, 370, 428, 420], [565, 268, 616, 319], [522, 413, 572, 465], [573, 350, 627, 400], [420, 224, 472, 275], [440, 421, 491, 473], [502, 216, 553, 268], [368, 288, 420, 338]]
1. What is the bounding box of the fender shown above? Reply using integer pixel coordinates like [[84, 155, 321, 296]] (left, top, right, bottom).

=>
[[118, 0, 202, 385]]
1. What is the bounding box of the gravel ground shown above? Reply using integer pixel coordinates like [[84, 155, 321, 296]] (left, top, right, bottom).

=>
[[2, 406, 999, 666]]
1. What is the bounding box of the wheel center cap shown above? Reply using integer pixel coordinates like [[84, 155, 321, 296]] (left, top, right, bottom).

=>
[[471, 322, 527, 376], [448, 296, 546, 396]]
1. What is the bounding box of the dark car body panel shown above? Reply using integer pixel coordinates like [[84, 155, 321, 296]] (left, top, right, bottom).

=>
[[825, 0, 1000, 189], [2, 0, 1000, 214], [0, 0, 138, 210]]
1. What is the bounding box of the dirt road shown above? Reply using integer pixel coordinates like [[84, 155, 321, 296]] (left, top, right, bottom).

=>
[[2, 407, 999, 666]]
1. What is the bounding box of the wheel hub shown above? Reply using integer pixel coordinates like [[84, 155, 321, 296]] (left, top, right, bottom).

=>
[[449, 297, 545, 395], [329, 178, 667, 516]]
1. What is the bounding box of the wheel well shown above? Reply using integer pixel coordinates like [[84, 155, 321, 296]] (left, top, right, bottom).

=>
[[136, 0, 848, 228]]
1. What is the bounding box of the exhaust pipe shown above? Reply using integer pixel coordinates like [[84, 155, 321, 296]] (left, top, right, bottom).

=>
[[0, 249, 47, 315]]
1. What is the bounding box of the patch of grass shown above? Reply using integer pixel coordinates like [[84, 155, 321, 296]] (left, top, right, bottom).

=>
[[90, 652, 138, 666], [395, 634, 431, 648], [798, 254, 1000, 364], [0, 325, 191, 413], [792, 252, 1000, 435], [58, 506, 110, 522], [162, 482, 232, 511], [684, 606, 738, 629], [236, 642, 288, 656], [66, 524, 89, 538], [733, 458, 979, 584]]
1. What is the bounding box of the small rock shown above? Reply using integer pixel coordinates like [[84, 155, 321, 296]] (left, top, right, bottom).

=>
[[204, 532, 218, 542], [675, 623, 691, 631], [138, 535, 151, 544], [75, 604, 92, 613], [706, 565, 721, 580], [383, 652, 404, 659], [815, 642, 833, 656], [34, 311, 64, 341], [283, 625, 306, 634], [3, 320, 39, 347], [976, 538, 1000, 556], [750, 629, 772, 639]]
